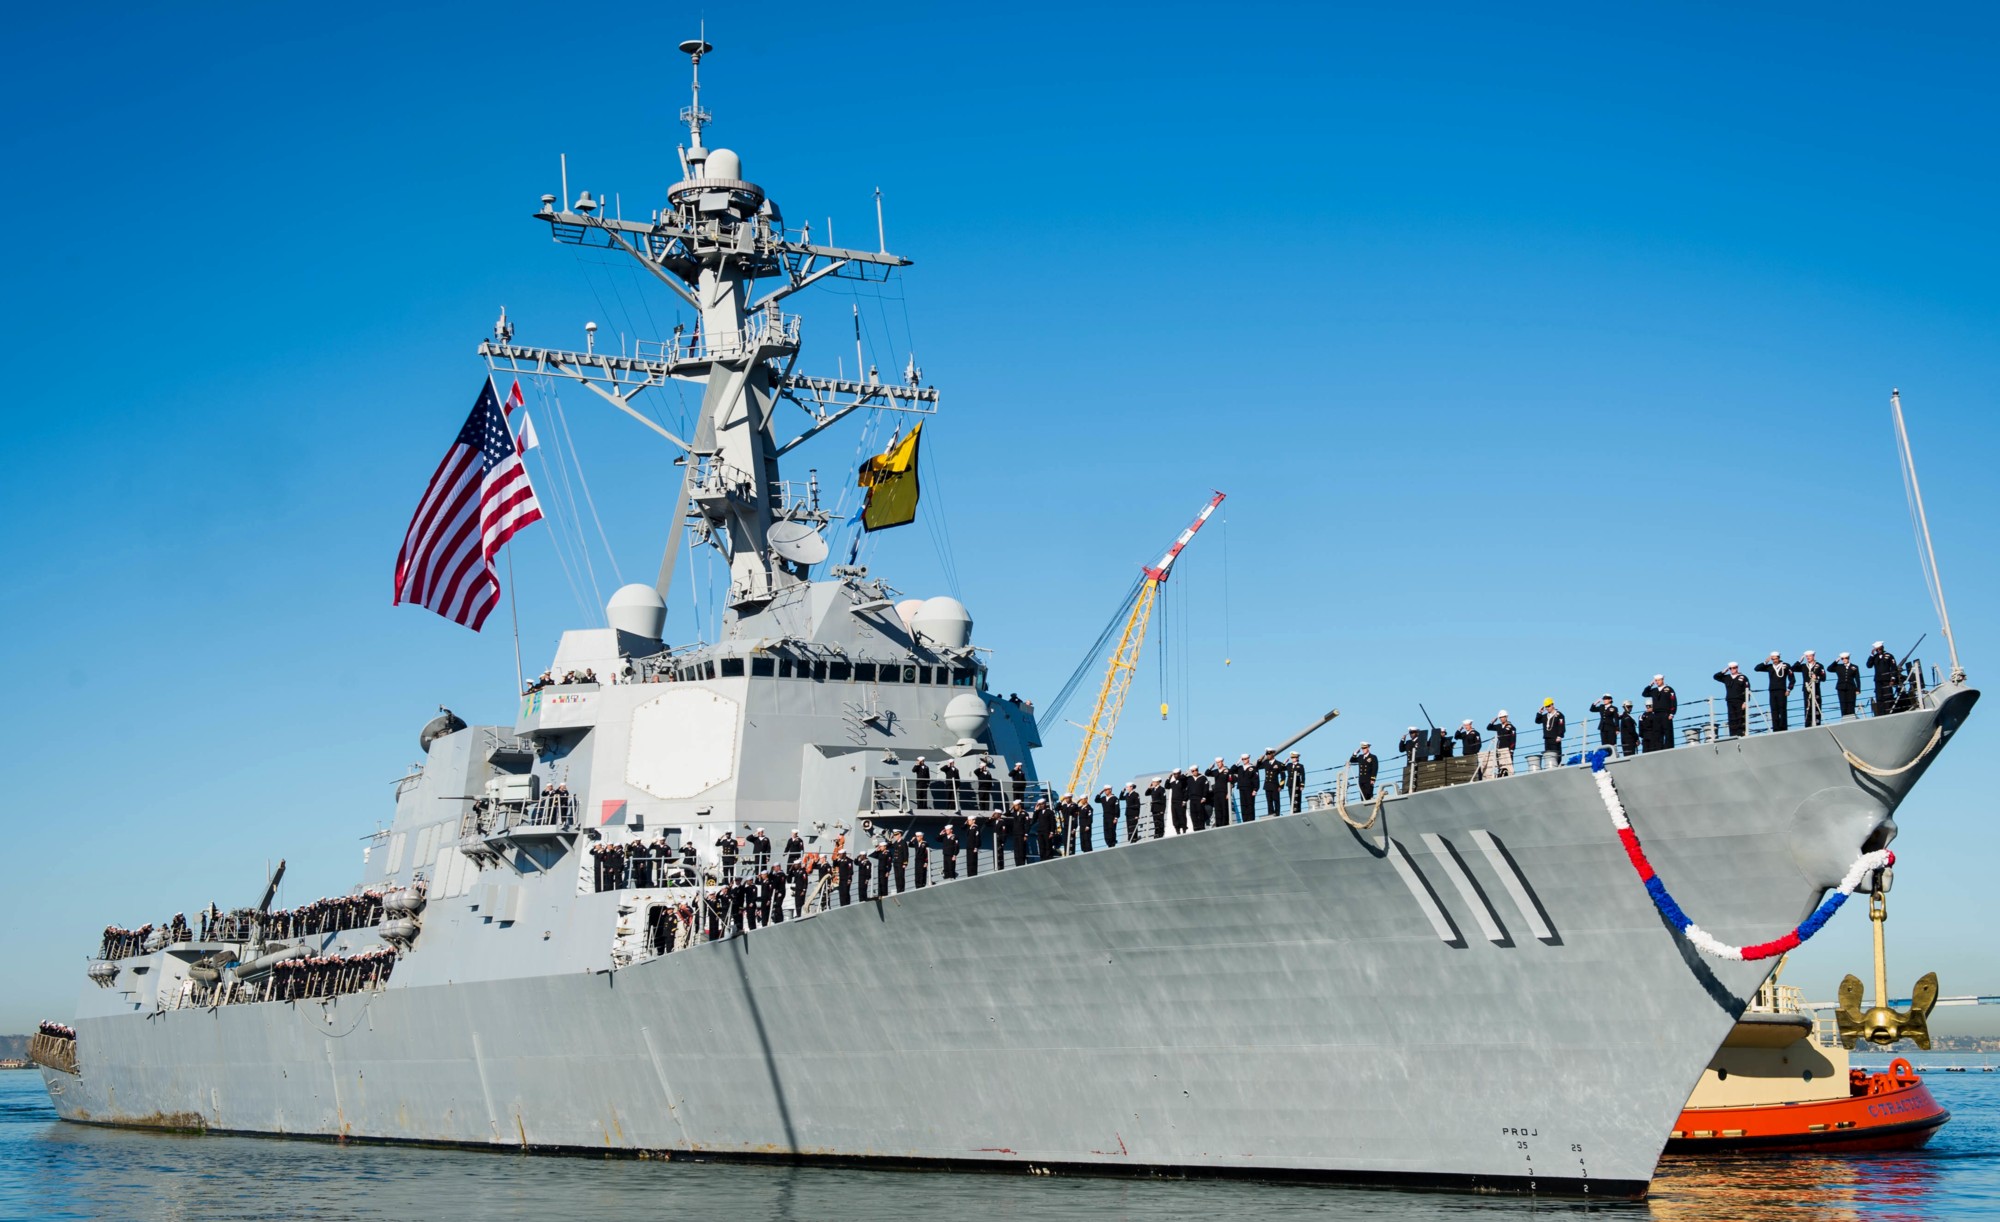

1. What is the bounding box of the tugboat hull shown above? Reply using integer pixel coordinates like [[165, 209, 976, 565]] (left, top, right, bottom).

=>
[[1671, 1058, 1947, 1153]]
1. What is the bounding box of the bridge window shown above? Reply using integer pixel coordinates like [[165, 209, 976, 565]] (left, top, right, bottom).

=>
[[778, 659, 794, 678], [854, 663, 876, 682], [829, 661, 852, 681], [918, 666, 932, 684], [951, 668, 975, 687], [879, 664, 901, 684], [750, 658, 775, 678], [719, 659, 741, 678]]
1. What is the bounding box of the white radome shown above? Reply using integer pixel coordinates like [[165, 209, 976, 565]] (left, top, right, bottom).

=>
[[912, 596, 973, 648], [943, 692, 989, 738], [706, 148, 742, 179], [607, 583, 667, 640]]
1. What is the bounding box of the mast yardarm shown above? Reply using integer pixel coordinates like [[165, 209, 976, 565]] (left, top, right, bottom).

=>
[[480, 38, 937, 617]]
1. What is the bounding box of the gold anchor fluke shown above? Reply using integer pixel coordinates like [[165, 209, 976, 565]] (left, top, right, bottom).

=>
[[1834, 888, 1938, 1049]]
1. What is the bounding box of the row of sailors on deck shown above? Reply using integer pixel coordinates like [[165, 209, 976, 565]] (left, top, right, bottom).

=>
[[891, 750, 1308, 825], [601, 754, 1320, 932], [264, 947, 398, 1002], [100, 923, 155, 959], [523, 667, 598, 694], [1152, 751, 1308, 829], [637, 842, 946, 951], [530, 784, 577, 826], [591, 828, 813, 891], [38, 1021, 76, 1041], [591, 751, 1317, 901], [893, 755, 1031, 809], [1343, 643, 1914, 798], [104, 892, 397, 958], [258, 893, 389, 940], [108, 916, 187, 950], [637, 773, 1333, 952], [593, 838, 700, 891], [645, 867, 819, 950]]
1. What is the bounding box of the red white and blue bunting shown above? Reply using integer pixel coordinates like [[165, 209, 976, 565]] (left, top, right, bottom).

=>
[[1589, 751, 1893, 962]]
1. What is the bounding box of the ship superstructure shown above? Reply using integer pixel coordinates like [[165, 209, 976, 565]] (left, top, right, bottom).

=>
[[33, 42, 1978, 1200]]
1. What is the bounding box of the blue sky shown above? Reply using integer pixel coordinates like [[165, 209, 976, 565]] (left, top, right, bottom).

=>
[[3, 2, 1997, 1033]]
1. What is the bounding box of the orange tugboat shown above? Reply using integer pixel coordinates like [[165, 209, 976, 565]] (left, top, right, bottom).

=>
[[1671, 890, 1947, 1153]]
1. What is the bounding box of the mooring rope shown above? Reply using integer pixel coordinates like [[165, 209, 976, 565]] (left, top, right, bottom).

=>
[[1590, 751, 1891, 962], [1332, 768, 1386, 830], [1833, 725, 1944, 778]]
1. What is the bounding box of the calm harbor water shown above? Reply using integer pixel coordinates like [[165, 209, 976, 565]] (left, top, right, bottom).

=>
[[2, 1065, 1996, 1220]]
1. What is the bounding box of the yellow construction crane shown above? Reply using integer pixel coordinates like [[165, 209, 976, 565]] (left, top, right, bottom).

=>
[[1065, 492, 1226, 798]]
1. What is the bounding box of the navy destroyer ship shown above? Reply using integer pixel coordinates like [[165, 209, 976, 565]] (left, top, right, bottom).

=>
[[34, 41, 1977, 1199]]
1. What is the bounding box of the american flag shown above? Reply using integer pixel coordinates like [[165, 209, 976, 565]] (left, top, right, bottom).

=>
[[392, 378, 543, 630]]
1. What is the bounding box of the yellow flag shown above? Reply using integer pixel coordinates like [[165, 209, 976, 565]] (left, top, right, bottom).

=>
[[857, 422, 922, 532]]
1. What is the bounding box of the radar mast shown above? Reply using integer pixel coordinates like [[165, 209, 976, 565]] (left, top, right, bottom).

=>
[[479, 38, 937, 619]]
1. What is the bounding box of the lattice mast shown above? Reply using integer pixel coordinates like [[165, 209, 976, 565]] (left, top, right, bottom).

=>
[[1065, 493, 1225, 798], [478, 38, 937, 619]]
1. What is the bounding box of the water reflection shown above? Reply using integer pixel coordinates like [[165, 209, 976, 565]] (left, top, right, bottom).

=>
[[3, 1074, 1995, 1222]]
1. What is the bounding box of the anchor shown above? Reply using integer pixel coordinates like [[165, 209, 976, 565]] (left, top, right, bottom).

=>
[[1834, 880, 1939, 1049]]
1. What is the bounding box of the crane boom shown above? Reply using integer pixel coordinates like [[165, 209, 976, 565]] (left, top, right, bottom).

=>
[[1065, 493, 1225, 798]]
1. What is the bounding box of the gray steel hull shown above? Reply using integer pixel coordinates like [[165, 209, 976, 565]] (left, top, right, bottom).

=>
[[43, 687, 1973, 1198]]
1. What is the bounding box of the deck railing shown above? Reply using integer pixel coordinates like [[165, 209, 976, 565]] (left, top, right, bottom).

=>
[[1316, 660, 1937, 811], [864, 776, 1050, 814], [604, 667, 1926, 968]]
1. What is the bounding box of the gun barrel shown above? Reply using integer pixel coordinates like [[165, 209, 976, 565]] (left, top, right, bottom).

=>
[[257, 859, 288, 915], [1273, 709, 1340, 756]]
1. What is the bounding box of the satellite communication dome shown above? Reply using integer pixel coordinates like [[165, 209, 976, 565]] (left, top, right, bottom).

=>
[[607, 583, 668, 640], [912, 596, 973, 648], [707, 148, 742, 180], [895, 599, 926, 632], [943, 693, 990, 738], [419, 708, 467, 754]]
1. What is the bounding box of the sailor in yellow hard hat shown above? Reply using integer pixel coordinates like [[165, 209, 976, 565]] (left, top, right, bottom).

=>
[[1534, 699, 1566, 770]]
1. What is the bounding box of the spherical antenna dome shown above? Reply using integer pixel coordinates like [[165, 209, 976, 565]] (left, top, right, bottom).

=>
[[706, 148, 742, 180], [943, 693, 990, 738], [911, 596, 973, 648], [607, 583, 667, 640], [420, 708, 467, 754]]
